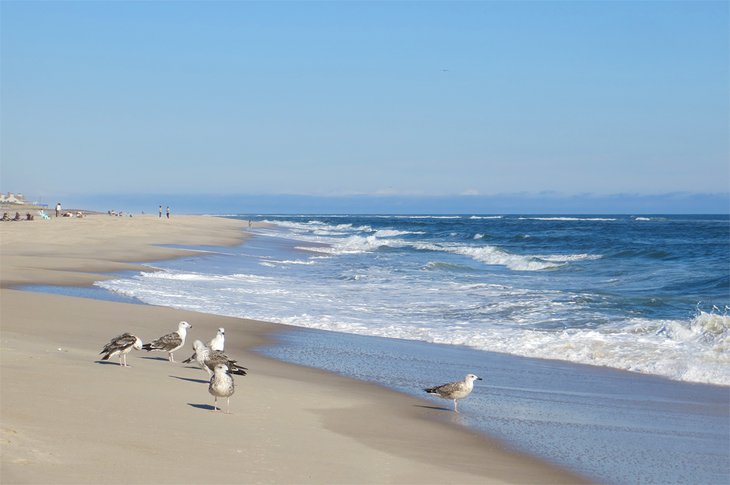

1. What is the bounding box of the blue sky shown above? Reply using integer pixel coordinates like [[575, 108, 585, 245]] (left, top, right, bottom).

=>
[[1, 1, 728, 213]]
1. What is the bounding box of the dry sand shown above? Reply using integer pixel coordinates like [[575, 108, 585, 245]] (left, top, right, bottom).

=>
[[0, 214, 587, 484]]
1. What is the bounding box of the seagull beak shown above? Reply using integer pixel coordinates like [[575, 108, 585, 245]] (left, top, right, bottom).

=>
[[477, 377, 483, 380]]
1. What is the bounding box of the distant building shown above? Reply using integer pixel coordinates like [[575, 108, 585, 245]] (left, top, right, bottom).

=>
[[0, 192, 27, 204]]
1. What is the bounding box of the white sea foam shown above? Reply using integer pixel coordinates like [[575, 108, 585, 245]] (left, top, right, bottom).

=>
[[518, 217, 617, 222], [297, 234, 404, 255], [373, 229, 424, 237], [265, 312, 730, 386], [428, 243, 561, 271], [265, 220, 597, 272], [389, 215, 462, 219], [539, 253, 603, 263], [275, 259, 317, 265], [278, 226, 583, 272], [263, 219, 428, 240], [97, 264, 730, 386]]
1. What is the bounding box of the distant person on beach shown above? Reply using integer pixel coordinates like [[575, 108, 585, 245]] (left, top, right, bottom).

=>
[[166, 206, 170, 219], [55, 202, 61, 217], [159, 205, 162, 218]]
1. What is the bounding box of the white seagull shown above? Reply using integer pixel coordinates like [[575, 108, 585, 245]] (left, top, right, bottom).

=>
[[142, 321, 192, 362], [183, 340, 247, 377], [209, 364, 235, 413], [424, 374, 482, 413], [208, 327, 225, 351], [99, 333, 143, 366]]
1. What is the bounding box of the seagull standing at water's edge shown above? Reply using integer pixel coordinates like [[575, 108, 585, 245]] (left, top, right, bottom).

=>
[[424, 374, 482, 413], [99, 333, 143, 366], [141, 321, 191, 362], [209, 364, 235, 413]]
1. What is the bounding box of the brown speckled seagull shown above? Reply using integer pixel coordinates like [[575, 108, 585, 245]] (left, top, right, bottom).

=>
[[183, 340, 247, 377], [99, 333, 143, 366], [424, 374, 482, 413], [209, 364, 235, 413], [141, 321, 191, 362]]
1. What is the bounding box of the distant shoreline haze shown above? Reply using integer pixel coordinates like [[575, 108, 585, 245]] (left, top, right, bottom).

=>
[[34, 192, 730, 215]]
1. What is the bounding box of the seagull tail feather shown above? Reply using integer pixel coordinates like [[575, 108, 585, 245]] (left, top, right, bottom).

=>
[[229, 367, 247, 376]]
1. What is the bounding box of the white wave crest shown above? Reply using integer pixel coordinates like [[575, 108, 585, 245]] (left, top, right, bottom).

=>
[[297, 235, 588, 272], [266, 312, 730, 386], [518, 217, 617, 222], [373, 229, 425, 237], [539, 253, 603, 263], [418, 243, 560, 271]]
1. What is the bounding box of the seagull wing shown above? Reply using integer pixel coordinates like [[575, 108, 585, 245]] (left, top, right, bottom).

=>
[[425, 380, 464, 397], [100, 333, 137, 358], [207, 351, 248, 376], [144, 332, 182, 351]]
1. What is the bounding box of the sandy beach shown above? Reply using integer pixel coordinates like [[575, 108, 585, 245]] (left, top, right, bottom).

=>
[[0, 214, 586, 484]]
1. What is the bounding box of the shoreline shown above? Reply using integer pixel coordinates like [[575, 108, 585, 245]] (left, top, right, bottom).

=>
[[0, 214, 586, 484]]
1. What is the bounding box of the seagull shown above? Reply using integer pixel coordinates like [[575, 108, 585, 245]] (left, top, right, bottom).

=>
[[424, 374, 482, 413], [142, 321, 191, 362], [183, 340, 247, 377], [209, 364, 235, 413], [99, 333, 143, 366], [208, 327, 225, 351]]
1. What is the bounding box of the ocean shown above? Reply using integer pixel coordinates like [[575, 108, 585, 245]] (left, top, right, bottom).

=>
[[42, 214, 730, 483], [98, 214, 729, 386]]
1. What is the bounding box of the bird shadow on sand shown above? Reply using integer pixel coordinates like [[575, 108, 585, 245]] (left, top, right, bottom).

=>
[[188, 403, 216, 411], [95, 360, 124, 366], [413, 404, 452, 412], [139, 356, 169, 361], [170, 375, 209, 384]]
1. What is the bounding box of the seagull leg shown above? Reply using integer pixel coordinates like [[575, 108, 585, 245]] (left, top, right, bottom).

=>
[[454, 400, 459, 413], [123, 354, 127, 367], [226, 397, 230, 414]]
